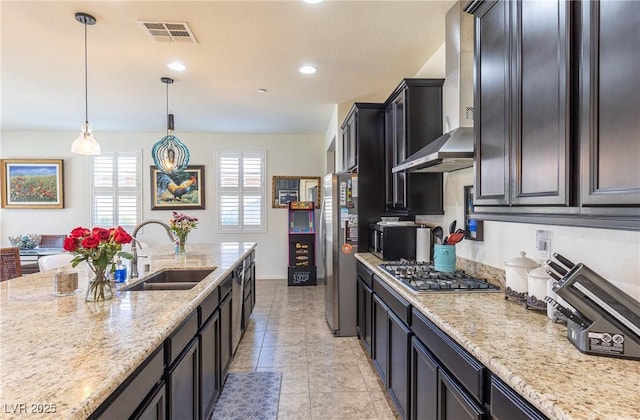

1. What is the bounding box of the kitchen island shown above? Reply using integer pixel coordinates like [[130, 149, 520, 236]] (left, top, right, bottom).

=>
[[0, 242, 256, 419], [356, 253, 640, 420]]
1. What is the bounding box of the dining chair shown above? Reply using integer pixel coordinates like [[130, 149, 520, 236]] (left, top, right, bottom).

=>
[[37, 253, 76, 272], [39, 234, 67, 248], [1, 247, 22, 281]]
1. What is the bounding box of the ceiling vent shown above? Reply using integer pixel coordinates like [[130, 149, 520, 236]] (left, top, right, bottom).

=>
[[138, 21, 198, 44]]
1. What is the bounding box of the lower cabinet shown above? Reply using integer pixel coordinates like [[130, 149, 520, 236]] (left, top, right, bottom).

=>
[[411, 337, 438, 420], [91, 252, 256, 420], [199, 310, 220, 419], [357, 261, 548, 420], [356, 274, 373, 356], [490, 375, 546, 420]]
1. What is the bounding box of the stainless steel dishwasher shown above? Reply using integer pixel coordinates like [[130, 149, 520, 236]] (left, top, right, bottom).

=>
[[231, 259, 246, 354]]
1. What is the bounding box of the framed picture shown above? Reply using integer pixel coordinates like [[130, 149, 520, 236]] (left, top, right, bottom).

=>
[[278, 189, 299, 206], [272, 175, 321, 208], [1, 159, 64, 209], [150, 165, 205, 210]]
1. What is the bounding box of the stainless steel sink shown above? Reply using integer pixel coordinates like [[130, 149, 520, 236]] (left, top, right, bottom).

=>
[[124, 268, 215, 291]]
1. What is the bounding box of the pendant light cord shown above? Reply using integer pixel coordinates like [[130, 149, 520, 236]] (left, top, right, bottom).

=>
[[166, 81, 169, 136], [83, 20, 89, 125]]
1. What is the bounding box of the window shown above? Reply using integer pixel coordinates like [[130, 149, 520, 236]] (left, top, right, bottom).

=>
[[217, 151, 266, 232], [91, 151, 142, 231]]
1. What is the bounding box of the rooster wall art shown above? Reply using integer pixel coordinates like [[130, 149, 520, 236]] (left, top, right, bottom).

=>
[[151, 165, 204, 209]]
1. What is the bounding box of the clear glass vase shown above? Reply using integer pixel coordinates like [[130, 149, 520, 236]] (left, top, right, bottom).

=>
[[176, 233, 188, 255], [85, 268, 113, 302]]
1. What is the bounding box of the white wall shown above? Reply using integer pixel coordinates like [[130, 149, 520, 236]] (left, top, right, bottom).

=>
[[0, 130, 325, 279], [416, 168, 640, 300]]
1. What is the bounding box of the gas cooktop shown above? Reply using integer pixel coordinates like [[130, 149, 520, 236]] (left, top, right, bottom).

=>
[[379, 260, 501, 293]]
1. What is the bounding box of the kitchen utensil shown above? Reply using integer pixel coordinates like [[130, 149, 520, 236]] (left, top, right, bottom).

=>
[[504, 252, 540, 304], [546, 277, 568, 322], [455, 228, 465, 234], [552, 252, 575, 270], [546, 260, 568, 277], [448, 220, 457, 234], [443, 236, 449, 244], [432, 226, 444, 245], [546, 269, 562, 281], [447, 232, 465, 245], [544, 297, 590, 328]]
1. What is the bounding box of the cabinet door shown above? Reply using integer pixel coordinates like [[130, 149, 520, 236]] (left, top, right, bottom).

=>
[[372, 294, 389, 385], [472, 0, 511, 206], [387, 310, 411, 420], [511, 0, 571, 206], [411, 337, 438, 420], [168, 338, 199, 420], [393, 94, 407, 208], [580, 0, 640, 206], [135, 383, 166, 420], [385, 106, 395, 208], [357, 275, 373, 356], [199, 311, 219, 419], [219, 292, 233, 381], [438, 369, 486, 420]]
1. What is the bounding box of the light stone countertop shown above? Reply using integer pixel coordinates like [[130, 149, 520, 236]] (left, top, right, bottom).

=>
[[0, 242, 256, 419], [355, 253, 640, 420]]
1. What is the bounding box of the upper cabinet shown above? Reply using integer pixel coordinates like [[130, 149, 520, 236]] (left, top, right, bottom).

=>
[[579, 0, 640, 207], [470, 0, 571, 207], [466, 0, 640, 230], [384, 79, 445, 215]]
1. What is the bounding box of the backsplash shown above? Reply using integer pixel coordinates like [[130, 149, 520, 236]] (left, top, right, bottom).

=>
[[457, 256, 505, 289]]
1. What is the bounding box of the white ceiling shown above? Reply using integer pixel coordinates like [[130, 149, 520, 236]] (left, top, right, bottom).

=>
[[1, 1, 454, 135]]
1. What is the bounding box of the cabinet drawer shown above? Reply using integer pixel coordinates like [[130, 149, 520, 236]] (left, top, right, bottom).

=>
[[199, 287, 220, 326], [357, 262, 374, 288], [373, 275, 411, 325], [490, 375, 546, 420], [166, 310, 198, 367], [95, 346, 164, 419], [412, 308, 485, 402]]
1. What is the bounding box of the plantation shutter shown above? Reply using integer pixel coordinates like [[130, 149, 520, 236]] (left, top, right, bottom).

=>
[[217, 151, 266, 232], [91, 151, 141, 231]]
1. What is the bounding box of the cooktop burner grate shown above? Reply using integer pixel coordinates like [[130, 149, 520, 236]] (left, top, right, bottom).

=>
[[379, 260, 500, 293]]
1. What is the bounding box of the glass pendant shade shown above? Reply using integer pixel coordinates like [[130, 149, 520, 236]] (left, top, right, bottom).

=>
[[152, 134, 190, 173], [71, 122, 101, 155]]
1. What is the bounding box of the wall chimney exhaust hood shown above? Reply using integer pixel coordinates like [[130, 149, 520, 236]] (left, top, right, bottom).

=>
[[393, 1, 474, 173]]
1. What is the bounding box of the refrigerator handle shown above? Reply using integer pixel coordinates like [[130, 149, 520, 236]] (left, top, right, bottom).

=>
[[319, 197, 327, 275]]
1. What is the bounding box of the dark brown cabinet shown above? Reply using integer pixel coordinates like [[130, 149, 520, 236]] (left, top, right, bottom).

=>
[[411, 337, 438, 420], [199, 310, 219, 419], [219, 281, 233, 381], [388, 310, 411, 419], [579, 0, 640, 208], [167, 337, 199, 420], [372, 294, 389, 385], [340, 103, 386, 251], [356, 262, 373, 356], [438, 368, 485, 420], [469, 0, 571, 207], [384, 79, 445, 215], [467, 0, 640, 229], [342, 111, 358, 171], [490, 375, 546, 420]]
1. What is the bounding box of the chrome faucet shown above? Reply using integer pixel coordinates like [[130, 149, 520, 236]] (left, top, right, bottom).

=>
[[130, 220, 176, 278]]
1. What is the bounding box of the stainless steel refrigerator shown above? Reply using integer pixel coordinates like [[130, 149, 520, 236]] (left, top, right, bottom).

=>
[[321, 173, 358, 336]]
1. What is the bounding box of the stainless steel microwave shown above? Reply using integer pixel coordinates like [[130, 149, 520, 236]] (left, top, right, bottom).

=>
[[369, 223, 418, 261]]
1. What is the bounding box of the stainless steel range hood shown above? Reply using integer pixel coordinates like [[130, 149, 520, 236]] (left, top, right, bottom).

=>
[[393, 1, 474, 173]]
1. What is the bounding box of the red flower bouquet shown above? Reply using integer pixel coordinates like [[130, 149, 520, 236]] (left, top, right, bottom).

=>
[[64, 226, 133, 301]]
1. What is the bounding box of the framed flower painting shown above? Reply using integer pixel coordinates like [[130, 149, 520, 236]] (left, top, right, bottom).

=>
[[1, 159, 64, 209]]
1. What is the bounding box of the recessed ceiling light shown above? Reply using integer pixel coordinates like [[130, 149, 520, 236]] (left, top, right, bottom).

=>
[[304, 0, 324, 4], [257, 88, 268, 93], [167, 62, 186, 71], [299, 65, 317, 74]]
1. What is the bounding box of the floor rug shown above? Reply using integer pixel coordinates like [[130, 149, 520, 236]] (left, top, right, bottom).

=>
[[211, 371, 282, 420]]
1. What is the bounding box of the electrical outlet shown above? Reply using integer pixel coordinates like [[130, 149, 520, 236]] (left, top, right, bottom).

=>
[[536, 230, 550, 261]]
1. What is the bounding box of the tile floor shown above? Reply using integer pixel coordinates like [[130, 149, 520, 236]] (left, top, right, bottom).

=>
[[229, 279, 400, 420]]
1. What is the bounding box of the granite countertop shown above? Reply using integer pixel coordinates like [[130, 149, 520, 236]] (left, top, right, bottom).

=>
[[0, 242, 256, 419], [355, 253, 640, 420]]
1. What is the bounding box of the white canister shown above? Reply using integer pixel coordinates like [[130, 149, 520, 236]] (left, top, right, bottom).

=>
[[526, 265, 550, 311], [416, 227, 431, 263], [504, 252, 540, 303]]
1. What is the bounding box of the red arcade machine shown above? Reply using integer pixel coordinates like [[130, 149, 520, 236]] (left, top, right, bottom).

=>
[[287, 201, 317, 286]]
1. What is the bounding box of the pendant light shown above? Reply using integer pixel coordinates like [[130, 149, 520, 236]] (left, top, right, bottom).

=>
[[151, 77, 190, 173], [71, 12, 101, 155]]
